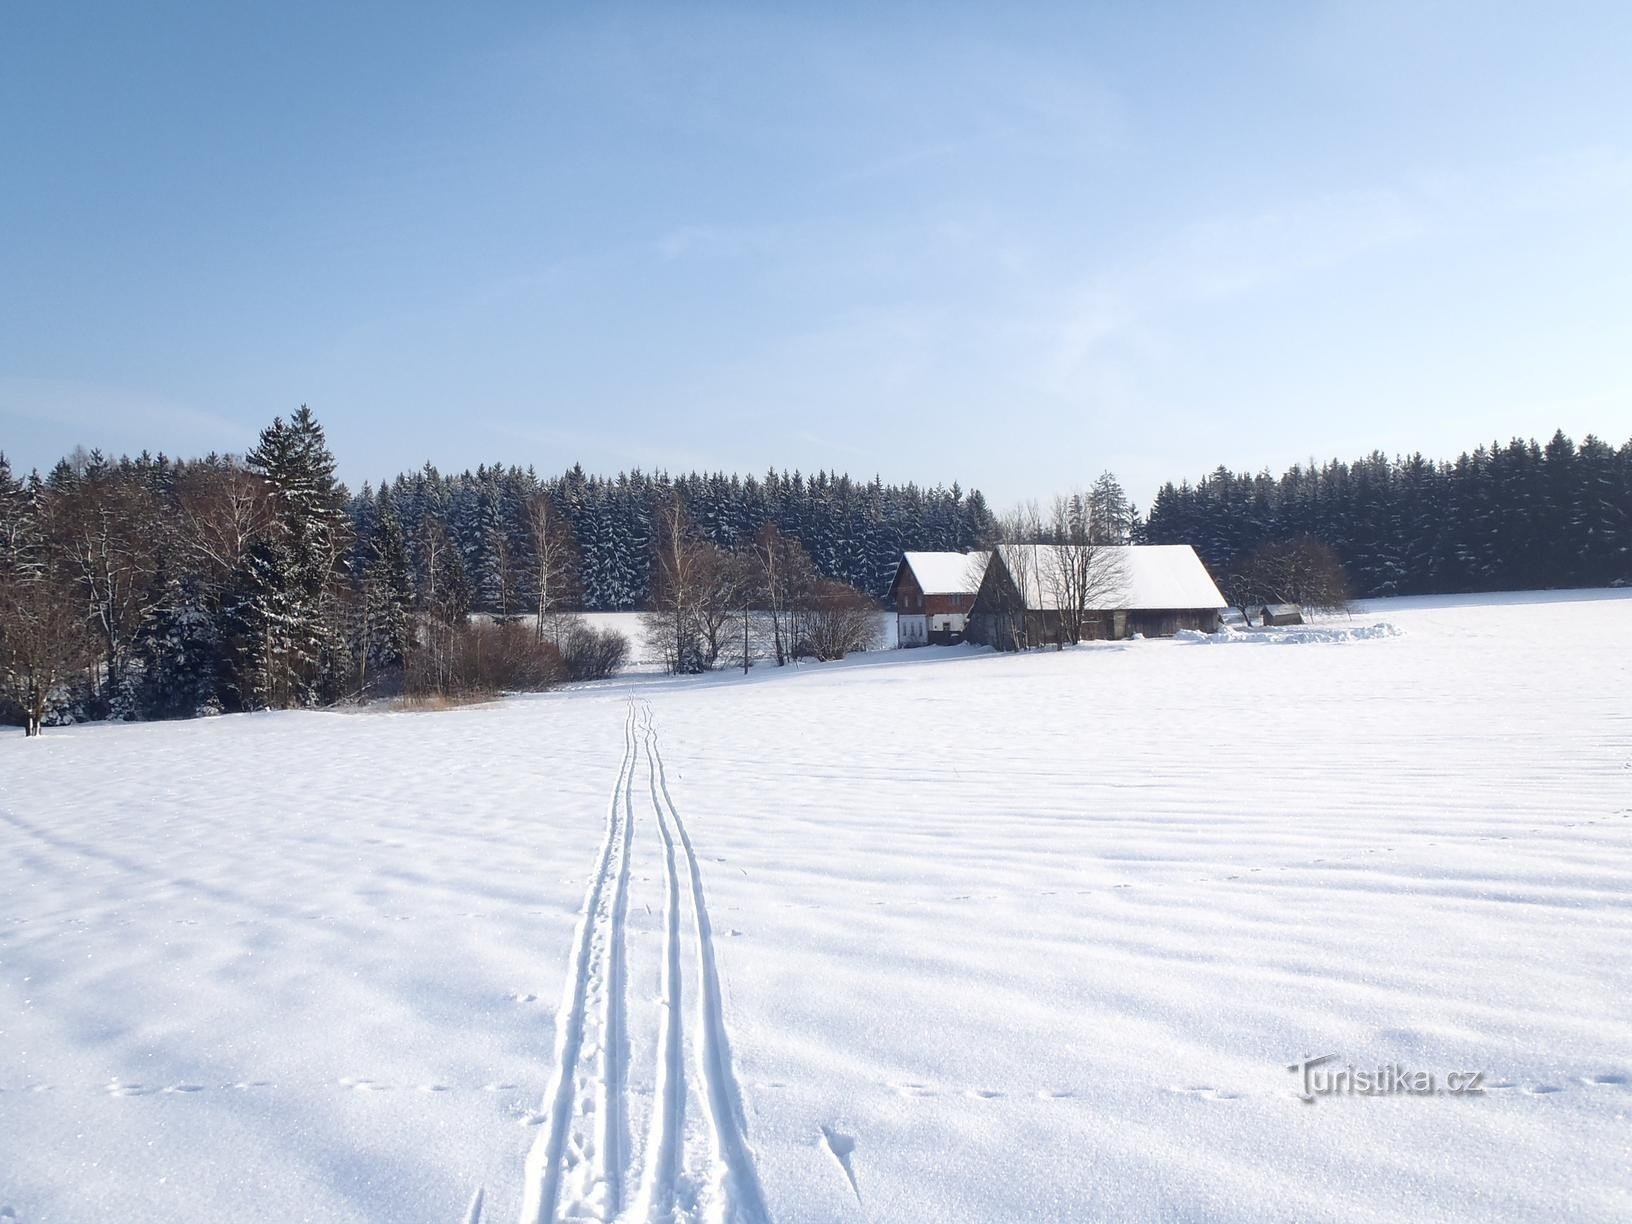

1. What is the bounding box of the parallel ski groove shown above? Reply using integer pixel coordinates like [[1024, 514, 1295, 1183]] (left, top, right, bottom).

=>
[[598, 707, 637, 1217], [648, 705, 771, 1224], [519, 703, 637, 1224], [632, 706, 686, 1222], [517, 699, 768, 1224]]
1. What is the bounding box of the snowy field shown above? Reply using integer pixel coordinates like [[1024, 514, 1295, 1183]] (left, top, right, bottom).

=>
[[572, 611, 899, 669], [2, 590, 1630, 1223]]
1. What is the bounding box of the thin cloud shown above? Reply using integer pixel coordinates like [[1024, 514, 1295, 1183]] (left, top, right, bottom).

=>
[[0, 377, 249, 460]]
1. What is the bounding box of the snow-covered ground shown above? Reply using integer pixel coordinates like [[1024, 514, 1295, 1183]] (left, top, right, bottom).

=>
[[569, 611, 899, 670], [2, 590, 1630, 1223]]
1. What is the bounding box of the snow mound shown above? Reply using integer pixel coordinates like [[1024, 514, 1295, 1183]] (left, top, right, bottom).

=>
[[1176, 622, 1403, 644]]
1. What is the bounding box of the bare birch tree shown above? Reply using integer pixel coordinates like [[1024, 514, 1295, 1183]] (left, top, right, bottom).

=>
[[525, 492, 578, 646], [643, 495, 706, 674], [50, 470, 160, 696], [174, 461, 269, 595], [751, 523, 816, 667]]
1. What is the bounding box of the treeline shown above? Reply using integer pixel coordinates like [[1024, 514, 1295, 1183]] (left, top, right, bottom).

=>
[[0, 408, 581, 732], [0, 407, 989, 731], [640, 497, 883, 674], [363, 462, 993, 611], [1144, 430, 1632, 596]]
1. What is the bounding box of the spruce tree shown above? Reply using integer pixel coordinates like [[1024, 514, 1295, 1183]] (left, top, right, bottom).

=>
[[238, 406, 348, 707]]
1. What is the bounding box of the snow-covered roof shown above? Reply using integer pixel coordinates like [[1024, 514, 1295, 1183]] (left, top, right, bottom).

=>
[[1263, 603, 1302, 616], [900, 550, 988, 596], [991, 544, 1226, 611]]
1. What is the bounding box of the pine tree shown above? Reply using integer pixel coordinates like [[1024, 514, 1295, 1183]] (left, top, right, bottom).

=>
[[365, 488, 415, 674], [1087, 471, 1132, 544], [131, 572, 223, 719], [236, 407, 349, 707]]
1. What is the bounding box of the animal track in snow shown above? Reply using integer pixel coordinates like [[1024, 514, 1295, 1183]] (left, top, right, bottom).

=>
[[338, 1077, 391, 1092], [104, 1080, 157, 1097], [1170, 1085, 1241, 1101]]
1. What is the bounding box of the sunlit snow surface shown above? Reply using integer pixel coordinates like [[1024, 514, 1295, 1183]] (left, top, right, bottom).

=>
[[2, 591, 1630, 1223]]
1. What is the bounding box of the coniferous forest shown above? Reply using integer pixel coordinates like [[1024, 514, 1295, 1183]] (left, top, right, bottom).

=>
[[1143, 431, 1632, 597], [368, 457, 994, 612], [0, 407, 993, 729], [2, 410, 1629, 731]]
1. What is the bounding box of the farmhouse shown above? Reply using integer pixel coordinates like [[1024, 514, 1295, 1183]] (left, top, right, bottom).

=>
[[965, 543, 1226, 650], [888, 551, 989, 646]]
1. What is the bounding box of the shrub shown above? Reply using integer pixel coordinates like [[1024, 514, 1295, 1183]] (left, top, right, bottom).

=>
[[407, 618, 564, 698], [798, 579, 879, 661], [560, 618, 630, 681]]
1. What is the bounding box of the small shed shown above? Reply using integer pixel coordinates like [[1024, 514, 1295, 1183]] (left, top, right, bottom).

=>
[[1261, 603, 1304, 626]]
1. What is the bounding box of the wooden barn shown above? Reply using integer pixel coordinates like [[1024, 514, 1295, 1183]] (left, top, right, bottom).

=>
[[888, 551, 989, 646], [1259, 603, 1305, 626], [964, 544, 1225, 651]]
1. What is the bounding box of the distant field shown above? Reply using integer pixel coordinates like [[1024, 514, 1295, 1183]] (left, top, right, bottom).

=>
[[568, 609, 899, 669], [3, 590, 1629, 1222]]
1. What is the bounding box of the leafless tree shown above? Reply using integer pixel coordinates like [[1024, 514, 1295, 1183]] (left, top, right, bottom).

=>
[[1043, 494, 1128, 646], [525, 491, 578, 646], [750, 523, 817, 667], [488, 523, 519, 619], [416, 518, 468, 693], [174, 460, 268, 594], [988, 502, 1046, 649], [0, 580, 83, 735], [800, 578, 879, 660], [48, 470, 161, 695], [688, 542, 744, 670], [642, 495, 708, 674], [0, 477, 84, 735], [1234, 536, 1352, 620]]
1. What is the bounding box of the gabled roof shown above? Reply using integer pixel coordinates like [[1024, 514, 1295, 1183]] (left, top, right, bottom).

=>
[[899, 550, 989, 596], [990, 543, 1226, 611]]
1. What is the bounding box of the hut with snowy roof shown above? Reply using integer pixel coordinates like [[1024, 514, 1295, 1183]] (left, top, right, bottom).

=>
[[888, 551, 989, 646], [965, 544, 1226, 650], [1258, 603, 1304, 626]]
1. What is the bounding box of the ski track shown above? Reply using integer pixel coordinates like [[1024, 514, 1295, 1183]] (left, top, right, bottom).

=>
[[633, 703, 687, 1223], [520, 704, 638, 1224], [522, 699, 767, 1224], [647, 707, 771, 1224]]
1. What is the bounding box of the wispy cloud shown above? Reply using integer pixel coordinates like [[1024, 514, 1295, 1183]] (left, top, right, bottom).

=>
[[0, 376, 249, 460], [1037, 145, 1632, 400], [654, 224, 781, 263]]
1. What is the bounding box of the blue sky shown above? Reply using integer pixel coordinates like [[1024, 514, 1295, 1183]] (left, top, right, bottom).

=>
[[3, 2, 1630, 508]]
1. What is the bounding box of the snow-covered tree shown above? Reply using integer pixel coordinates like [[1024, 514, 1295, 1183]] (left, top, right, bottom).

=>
[[234, 406, 349, 708]]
